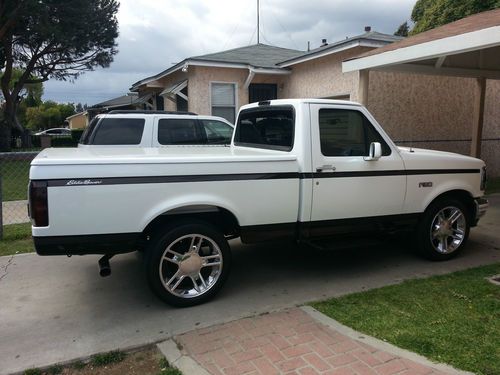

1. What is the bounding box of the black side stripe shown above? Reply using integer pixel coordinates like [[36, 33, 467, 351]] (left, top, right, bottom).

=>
[[46, 172, 301, 187], [44, 169, 480, 187], [305, 168, 480, 179]]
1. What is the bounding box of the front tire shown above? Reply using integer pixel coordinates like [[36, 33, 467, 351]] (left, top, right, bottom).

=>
[[416, 198, 470, 261], [145, 220, 231, 307]]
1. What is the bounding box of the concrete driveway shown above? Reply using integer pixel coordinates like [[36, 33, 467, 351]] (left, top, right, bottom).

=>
[[1, 195, 499, 375]]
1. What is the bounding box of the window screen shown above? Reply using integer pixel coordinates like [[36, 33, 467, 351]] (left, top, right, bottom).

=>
[[211, 83, 236, 123], [234, 106, 294, 151], [201, 120, 233, 144], [158, 119, 205, 145], [90, 118, 145, 145], [319, 109, 390, 157]]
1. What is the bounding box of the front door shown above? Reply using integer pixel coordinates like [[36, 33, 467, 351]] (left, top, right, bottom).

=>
[[249, 84, 277, 103], [309, 104, 406, 229]]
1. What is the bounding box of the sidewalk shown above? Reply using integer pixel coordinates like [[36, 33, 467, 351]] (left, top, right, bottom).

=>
[[162, 307, 469, 375]]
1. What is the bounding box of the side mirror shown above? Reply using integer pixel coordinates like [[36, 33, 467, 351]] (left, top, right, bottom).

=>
[[364, 142, 382, 161]]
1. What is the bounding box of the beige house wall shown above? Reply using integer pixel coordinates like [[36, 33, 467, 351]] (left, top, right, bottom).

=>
[[286, 48, 372, 100], [187, 66, 289, 116], [67, 113, 88, 129]]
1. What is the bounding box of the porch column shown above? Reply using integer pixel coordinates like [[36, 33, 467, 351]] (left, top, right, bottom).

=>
[[470, 77, 486, 158], [358, 69, 370, 106]]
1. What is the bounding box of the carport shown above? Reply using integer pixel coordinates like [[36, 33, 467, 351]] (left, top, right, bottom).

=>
[[343, 8, 500, 158]]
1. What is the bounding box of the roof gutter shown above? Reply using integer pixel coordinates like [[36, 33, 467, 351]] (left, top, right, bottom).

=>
[[130, 59, 291, 91]]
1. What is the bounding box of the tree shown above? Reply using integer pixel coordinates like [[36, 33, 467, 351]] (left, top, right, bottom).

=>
[[394, 21, 409, 37], [410, 0, 500, 34], [0, 0, 119, 150], [25, 100, 75, 130]]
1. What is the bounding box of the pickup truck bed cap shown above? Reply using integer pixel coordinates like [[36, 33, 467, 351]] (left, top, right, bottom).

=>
[[31, 146, 297, 166]]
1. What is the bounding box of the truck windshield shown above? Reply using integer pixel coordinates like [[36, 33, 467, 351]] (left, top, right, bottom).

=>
[[234, 106, 294, 151]]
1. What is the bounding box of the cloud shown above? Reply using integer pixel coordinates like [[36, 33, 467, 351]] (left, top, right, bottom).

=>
[[43, 0, 415, 105]]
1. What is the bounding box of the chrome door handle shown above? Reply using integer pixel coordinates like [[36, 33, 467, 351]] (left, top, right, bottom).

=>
[[316, 165, 336, 172]]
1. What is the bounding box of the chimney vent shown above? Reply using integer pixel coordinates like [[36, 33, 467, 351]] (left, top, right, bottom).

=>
[[364, 26, 371, 32], [321, 38, 328, 47]]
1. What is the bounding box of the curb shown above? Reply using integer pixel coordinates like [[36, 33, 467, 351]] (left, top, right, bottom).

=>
[[157, 339, 210, 375], [301, 306, 474, 375]]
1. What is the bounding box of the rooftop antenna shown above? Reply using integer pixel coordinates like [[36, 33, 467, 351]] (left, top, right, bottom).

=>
[[257, 0, 260, 44]]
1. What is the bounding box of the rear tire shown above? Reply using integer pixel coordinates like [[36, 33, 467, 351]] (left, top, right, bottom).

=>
[[416, 198, 470, 261], [145, 220, 231, 307]]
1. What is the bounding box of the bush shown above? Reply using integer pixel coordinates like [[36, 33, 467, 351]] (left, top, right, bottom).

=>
[[71, 129, 84, 143]]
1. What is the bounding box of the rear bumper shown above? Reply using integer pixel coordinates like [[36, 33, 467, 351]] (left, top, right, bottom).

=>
[[473, 197, 489, 225], [34, 233, 141, 256]]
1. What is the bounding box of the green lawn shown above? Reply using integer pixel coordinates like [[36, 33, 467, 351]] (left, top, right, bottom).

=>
[[312, 264, 500, 375], [0, 223, 34, 256], [1, 159, 31, 201]]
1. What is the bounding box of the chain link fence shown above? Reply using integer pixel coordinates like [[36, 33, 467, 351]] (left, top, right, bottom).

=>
[[0, 152, 39, 236]]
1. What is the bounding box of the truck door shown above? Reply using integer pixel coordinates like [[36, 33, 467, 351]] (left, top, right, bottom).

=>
[[309, 103, 406, 229]]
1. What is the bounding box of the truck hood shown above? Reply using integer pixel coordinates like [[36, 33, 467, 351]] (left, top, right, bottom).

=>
[[397, 146, 485, 170], [31, 146, 297, 166]]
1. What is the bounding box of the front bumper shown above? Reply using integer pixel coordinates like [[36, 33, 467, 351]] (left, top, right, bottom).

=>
[[473, 197, 489, 225]]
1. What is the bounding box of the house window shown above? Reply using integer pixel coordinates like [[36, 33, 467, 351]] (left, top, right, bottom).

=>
[[211, 83, 236, 123]]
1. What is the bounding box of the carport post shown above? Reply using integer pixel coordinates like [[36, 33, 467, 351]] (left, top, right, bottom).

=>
[[358, 69, 370, 106], [471, 77, 486, 158]]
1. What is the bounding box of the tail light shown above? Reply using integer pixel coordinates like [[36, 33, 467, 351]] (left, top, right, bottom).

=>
[[29, 181, 48, 227]]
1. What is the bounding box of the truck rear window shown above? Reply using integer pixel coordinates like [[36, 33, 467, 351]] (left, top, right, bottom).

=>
[[88, 118, 145, 145], [234, 106, 294, 151]]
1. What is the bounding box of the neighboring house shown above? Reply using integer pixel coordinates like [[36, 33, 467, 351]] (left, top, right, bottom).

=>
[[131, 11, 500, 177], [65, 111, 88, 129]]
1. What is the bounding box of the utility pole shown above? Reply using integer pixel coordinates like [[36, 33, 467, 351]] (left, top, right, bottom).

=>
[[257, 0, 260, 44]]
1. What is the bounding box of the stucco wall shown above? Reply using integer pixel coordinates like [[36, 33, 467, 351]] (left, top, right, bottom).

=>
[[368, 72, 500, 177], [286, 47, 372, 100], [187, 66, 289, 116]]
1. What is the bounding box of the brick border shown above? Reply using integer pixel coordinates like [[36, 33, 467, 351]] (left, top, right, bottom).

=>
[[301, 306, 473, 375]]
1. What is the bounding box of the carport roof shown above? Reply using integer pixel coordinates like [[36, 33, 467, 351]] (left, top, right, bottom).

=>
[[343, 8, 500, 79]]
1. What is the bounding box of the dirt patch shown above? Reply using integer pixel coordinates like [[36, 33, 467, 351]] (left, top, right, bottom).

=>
[[25, 346, 176, 375]]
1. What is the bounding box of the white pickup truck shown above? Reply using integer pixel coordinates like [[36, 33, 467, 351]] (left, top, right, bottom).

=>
[[29, 99, 488, 306]]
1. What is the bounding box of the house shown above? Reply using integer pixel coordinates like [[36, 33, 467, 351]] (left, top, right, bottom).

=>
[[130, 29, 399, 123], [65, 111, 88, 129], [131, 11, 500, 177]]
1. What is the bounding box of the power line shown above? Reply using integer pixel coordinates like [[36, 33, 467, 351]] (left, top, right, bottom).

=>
[[222, 0, 254, 50], [262, 0, 301, 50]]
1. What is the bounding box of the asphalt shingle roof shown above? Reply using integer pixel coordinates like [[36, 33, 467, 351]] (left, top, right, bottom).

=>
[[191, 43, 303, 69]]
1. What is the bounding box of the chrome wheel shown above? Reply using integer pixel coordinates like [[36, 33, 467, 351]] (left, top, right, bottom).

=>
[[159, 234, 223, 299], [430, 206, 466, 254]]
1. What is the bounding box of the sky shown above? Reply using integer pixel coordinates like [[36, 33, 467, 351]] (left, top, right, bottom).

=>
[[42, 0, 416, 106]]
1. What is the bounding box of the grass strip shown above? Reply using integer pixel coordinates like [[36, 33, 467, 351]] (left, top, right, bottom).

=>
[[0, 223, 33, 257], [312, 263, 500, 375]]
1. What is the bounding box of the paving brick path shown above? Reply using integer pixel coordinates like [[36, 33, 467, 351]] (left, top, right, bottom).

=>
[[176, 308, 452, 375]]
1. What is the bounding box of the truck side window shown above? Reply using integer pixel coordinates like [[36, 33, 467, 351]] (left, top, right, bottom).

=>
[[201, 120, 233, 144], [91, 118, 145, 145], [234, 106, 294, 151], [158, 119, 205, 145], [319, 109, 390, 157]]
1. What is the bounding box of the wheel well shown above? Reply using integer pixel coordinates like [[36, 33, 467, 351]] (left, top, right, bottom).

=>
[[142, 206, 240, 240], [428, 190, 476, 221]]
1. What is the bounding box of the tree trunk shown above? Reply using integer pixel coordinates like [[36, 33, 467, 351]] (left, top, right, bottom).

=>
[[0, 119, 12, 151]]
